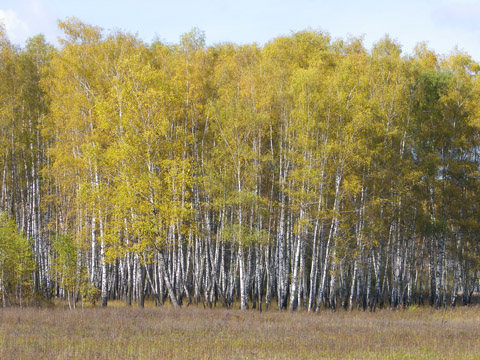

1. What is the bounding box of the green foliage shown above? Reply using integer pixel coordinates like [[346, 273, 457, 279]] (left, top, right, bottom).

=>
[[0, 212, 34, 303], [222, 223, 269, 246], [80, 281, 101, 306], [51, 234, 78, 288]]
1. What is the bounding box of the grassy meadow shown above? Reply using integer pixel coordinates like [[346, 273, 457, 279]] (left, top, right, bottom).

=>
[[1, 302, 480, 359]]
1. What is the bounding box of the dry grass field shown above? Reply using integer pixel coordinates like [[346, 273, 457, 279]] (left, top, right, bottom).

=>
[[1, 302, 480, 359]]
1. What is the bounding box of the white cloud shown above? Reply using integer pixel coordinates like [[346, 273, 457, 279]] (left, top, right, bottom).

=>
[[0, 9, 29, 43]]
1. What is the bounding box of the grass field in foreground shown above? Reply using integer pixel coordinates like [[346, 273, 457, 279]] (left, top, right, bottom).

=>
[[1, 303, 479, 359]]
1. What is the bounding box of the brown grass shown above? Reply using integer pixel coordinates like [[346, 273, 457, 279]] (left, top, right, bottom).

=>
[[1, 302, 480, 359]]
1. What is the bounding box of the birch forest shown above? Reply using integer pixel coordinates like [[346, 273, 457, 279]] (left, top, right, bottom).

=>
[[2, 18, 480, 311]]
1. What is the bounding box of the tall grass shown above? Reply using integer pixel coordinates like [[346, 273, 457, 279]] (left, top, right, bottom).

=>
[[1, 303, 480, 359]]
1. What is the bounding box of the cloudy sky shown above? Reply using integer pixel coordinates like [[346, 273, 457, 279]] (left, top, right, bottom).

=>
[[1, 0, 479, 60]]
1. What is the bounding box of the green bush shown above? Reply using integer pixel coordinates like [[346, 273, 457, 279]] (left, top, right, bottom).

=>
[[0, 212, 34, 306]]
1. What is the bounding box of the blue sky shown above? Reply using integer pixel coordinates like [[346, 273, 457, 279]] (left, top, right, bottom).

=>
[[1, 0, 480, 60]]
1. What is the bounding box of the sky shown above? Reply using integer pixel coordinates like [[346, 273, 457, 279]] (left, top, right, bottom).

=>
[[1, 0, 480, 60]]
